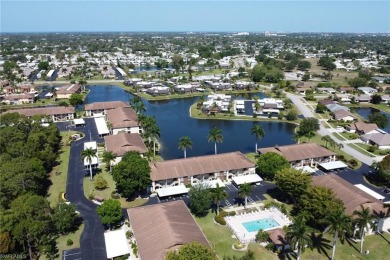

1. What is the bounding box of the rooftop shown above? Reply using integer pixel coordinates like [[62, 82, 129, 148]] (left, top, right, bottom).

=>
[[104, 132, 147, 156], [84, 101, 130, 111], [106, 106, 138, 128]]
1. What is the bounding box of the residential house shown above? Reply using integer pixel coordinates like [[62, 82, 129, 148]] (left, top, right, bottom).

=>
[[338, 86, 355, 94], [2, 86, 15, 94], [372, 77, 385, 84], [106, 107, 140, 135], [173, 84, 195, 93], [127, 200, 211, 260], [150, 151, 255, 192], [312, 174, 388, 233], [335, 93, 353, 103], [317, 87, 336, 94], [2, 93, 34, 105], [104, 132, 148, 164], [325, 103, 349, 113], [4, 106, 75, 122], [380, 95, 390, 104], [318, 99, 336, 106], [84, 101, 130, 117], [258, 143, 336, 168], [346, 121, 379, 135], [361, 132, 390, 150], [146, 86, 170, 96], [355, 94, 371, 103], [358, 87, 378, 95], [333, 109, 357, 122], [56, 84, 81, 99], [202, 94, 231, 113]]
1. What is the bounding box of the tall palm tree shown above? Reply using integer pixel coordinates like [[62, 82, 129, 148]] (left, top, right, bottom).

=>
[[210, 183, 227, 215], [178, 136, 192, 158], [129, 95, 142, 108], [208, 127, 223, 154], [102, 151, 116, 173], [134, 101, 146, 115], [251, 123, 265, 152], [321, 135, 332, 148], [238, 183, 253, 208], [286, 217, 313, 260], [81, 147, 97, 180], [353, 205, 375, 254], [324, 210, 352, 260], [148, 124, 160, 156]]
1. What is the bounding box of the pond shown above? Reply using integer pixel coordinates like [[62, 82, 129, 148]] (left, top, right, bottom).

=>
[[85, 85, 297, 160], [354, 107, 390, 133]]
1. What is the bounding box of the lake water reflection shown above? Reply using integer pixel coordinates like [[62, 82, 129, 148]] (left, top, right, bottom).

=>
[[85, 85, 296, 160]]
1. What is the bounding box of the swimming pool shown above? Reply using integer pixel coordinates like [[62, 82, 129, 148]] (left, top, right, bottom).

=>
[[242, 218, 281, 232]]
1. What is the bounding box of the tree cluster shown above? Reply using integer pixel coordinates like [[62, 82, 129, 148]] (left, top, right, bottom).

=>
[[250, 64, 284, 83]]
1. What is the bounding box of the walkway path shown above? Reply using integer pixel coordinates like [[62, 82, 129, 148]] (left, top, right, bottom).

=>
[[285, 92, 380, 165]]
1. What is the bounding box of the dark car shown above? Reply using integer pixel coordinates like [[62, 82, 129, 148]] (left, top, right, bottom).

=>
[[383, 188, 390, 194]]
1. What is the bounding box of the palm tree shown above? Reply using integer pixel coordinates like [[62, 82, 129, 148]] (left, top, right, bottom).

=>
[[102, 151, 116, 173], [148, 124, 160, 156], [81, 147, 97, 180], [210, 183, 227, 215], [321, 135, 332, 148], [286, 217, 313, 260], [324, 210, 352, 260], [178, 136, 192, 158], [353, 205, 375, 254], [238, 183, 253, 208], [208, 127, 223, 154], [129, 95, 142, 108], [251, 123, 265, 152]]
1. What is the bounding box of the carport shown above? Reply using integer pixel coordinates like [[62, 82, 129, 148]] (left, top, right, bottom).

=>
[[73, 118, 85, 127], [157, 184, 189, 198], [104, 230, 130, 260], [232, 174, 263, 187], [354, 184, 385, 201], [318, 161, 348, 172], [94, 117, 110, 136]]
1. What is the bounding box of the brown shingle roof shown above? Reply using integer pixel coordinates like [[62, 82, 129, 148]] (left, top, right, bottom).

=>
[[267, 228, 288, 246], [127, 200, 210, 260], [3, 93, 34, 100], [106, 107, 138, 128], [258, 143, 335, 162], [150, 151, 255, 181], [104, 132, 147, 156], [318, 99, 335, 106], [349, 121, 378, 134], [333, 109, 356, 120], [84, 101, 130, 111], [4, 106, 75, 117], [312, 174, 386, 216]]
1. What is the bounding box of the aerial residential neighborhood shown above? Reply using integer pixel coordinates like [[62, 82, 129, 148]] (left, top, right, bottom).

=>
[[1, 1, 390, 260]]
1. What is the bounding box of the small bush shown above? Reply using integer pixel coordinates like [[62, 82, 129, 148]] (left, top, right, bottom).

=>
[[111, 191, 120, 199], [368, 145, 377, 153], [126, 230, 133, 239], [348, 159, 358, 167], [256, 230, 270, 243], [214, 214, 226, 225], [94, 175, 108, 190], [67, 239, 73, 246], [233, 241, 245, 250], [265, 243, 276, 251]]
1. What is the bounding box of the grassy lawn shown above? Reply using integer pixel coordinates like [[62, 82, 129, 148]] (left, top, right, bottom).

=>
[[195, 212, 278, 260], [83, 170, 148, 208], [246, 152, 259, 163], [307, 133, 362, 169], [302, 232, 390, 260], [47, 131, 79, 207]]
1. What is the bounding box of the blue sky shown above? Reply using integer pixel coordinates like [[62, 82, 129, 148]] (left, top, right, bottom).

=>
[[1, 1, 389, 33]]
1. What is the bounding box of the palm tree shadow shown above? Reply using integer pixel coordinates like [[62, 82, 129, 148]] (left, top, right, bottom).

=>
[[310, 232, 332, 259], [345, 236, 360, 254], [376, 232, 390, 245]]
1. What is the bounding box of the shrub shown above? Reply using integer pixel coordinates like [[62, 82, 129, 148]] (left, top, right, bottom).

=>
[[255, 230, 270, 243], [67, 239, 73, 246], [233, 241, 245, 250], [111, 191, 120, 199], [131, 242, 138, 257], [94, 175, 108, 190], [214, 214, 226, 225], [368, 145, 377, 153], [265, 243, 276, 251], [264, 202, 288, 215], [348, 159, 358, 167], [126, 230, 133, 239]]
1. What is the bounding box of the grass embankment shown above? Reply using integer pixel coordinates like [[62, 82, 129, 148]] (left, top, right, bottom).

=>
[[195, 212, 278, 260], [45, 131, 83, 259], [83, 169, 148, 208]]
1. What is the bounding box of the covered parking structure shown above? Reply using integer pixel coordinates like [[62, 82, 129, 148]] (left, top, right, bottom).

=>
[[156, 184, 189, 198], [104, 229, 130, 259], [73, 118, 85, 127], [94, 117, 110, 136], [232, 174, 263, 187], [354, 184, 385, 201], [318, 161, 348, 172]]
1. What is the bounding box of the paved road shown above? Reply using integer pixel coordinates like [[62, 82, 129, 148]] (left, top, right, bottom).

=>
[[59, 118, 107, 260], [285, 92, 378, 166]]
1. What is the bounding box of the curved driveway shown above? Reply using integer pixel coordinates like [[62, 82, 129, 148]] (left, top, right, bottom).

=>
[[63, 119, 107, 259]]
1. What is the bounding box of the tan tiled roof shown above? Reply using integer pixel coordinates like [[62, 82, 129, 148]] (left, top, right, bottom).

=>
[[333, 109, 355, 120], [350, 121, 378, 134], [104, 132, 147, 156], [56, 84, 81, 94], [84, 101, 130, 111], [106, 107, 138, 128], [4, 106, 75, 116], [258, 143, 335, 162], [3, 93, 34, 100], [127, 200, 210, 260], [150, 151, 255, 181], [312, 174, 386, 216]]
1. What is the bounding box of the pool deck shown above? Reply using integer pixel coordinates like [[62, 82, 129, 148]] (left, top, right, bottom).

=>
[[225, 207, 292, 244]]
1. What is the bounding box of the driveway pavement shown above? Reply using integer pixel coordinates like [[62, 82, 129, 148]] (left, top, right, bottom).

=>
[[58, 118, 106, 259]]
